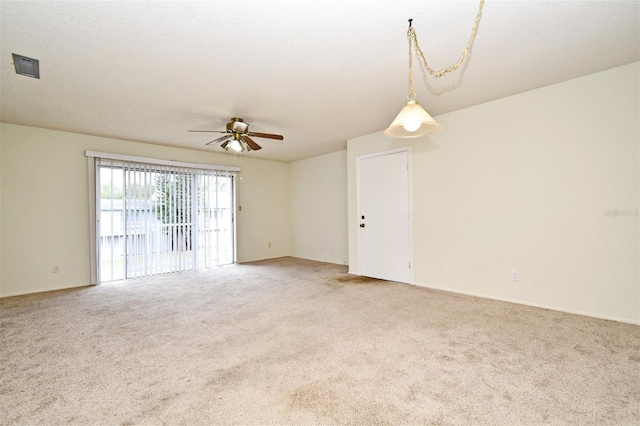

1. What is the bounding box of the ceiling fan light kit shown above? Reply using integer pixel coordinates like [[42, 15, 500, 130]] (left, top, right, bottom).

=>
[[385, 0, 484, 139], [189, 117, 283, 153], [228, 138, 243, 152]]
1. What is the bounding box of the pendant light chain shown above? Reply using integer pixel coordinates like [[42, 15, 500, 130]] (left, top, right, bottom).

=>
[[407, 0, 484, 97], [408, 21, 417, 101]]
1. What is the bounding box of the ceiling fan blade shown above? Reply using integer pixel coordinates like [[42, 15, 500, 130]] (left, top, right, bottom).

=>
[[248, 132, 284, 140], [243, 136, 262, 151], [220, 140, 230, 150], [188, 130, 228, 133], [206, 135, 232, 146]]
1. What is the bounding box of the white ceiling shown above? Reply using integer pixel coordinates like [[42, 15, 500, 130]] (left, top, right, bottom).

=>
[[1, 1, 639, 162]]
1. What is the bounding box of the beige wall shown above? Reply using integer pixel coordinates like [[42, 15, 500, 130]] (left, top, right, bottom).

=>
[[348, 62, 639, 323], [235, 155, 291, 262], [0, 124, 290, 297], [290, 150, 348, 265]]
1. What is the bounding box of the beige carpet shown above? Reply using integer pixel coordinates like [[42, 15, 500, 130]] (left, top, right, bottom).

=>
[[1, 257, 639, 425]]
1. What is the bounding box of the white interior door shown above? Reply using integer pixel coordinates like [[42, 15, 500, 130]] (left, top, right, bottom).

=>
[[357, 149, 411, 283]]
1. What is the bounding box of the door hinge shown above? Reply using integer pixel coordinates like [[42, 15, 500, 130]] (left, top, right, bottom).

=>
[[409, 261, 411, 269]]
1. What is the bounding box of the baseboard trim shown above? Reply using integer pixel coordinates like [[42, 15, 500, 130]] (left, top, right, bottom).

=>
[[286, 255, 348, 266], [237, 255, 291, 264], [412, 282, 639, 326], [0, 283, 94, 299]]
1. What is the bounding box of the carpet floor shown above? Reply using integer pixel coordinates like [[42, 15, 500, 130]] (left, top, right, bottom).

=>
[[1, 257, 639, 425]]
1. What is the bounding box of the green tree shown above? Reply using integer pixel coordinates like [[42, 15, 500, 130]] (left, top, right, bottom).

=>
[[101, 183, 154, 200], [101, 184, 123, 199], [125, 183, 155, 200]]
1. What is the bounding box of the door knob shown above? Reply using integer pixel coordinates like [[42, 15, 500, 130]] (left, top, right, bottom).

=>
[[359, 223, 365, 228]]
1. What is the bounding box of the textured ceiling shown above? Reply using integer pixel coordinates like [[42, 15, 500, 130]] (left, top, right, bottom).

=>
[[1, 1, 639, 162]]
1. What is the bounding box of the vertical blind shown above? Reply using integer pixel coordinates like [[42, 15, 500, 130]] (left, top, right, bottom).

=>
[[95, 157, 236, 282]]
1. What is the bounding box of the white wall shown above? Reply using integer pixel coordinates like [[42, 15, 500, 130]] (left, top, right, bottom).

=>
[[348, 62, 639, 323], [290, 150, 348, 265], [0, 124, 290, 297]]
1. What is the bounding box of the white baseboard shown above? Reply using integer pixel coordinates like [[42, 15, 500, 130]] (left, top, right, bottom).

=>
[[286, 255, 347, 266], [0, 283, 94, 299], [412, 281, 640, 326]]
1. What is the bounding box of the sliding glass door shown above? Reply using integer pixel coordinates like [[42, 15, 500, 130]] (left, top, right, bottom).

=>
[[97, 159, 235, 282]]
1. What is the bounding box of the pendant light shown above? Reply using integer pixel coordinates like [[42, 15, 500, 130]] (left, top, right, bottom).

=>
[[385, 1, 485, 139]]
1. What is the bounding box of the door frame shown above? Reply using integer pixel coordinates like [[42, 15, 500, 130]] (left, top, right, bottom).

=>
[[356, 146, 413, 284]]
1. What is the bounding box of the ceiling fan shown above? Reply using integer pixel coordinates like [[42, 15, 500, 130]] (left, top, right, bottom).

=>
[[189, 117, 284, 152]]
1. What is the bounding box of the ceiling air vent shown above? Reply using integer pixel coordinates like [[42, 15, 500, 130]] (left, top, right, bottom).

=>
[[12, 53, 40, 79]]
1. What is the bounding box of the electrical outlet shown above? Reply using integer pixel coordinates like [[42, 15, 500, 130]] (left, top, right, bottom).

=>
[[268, 242, 271, 248], [511, 270, 519, 282], [53, 265, 60, 273]]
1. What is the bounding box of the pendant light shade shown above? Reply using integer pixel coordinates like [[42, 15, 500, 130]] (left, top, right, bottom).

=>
[[384, 100, 441, 138]]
